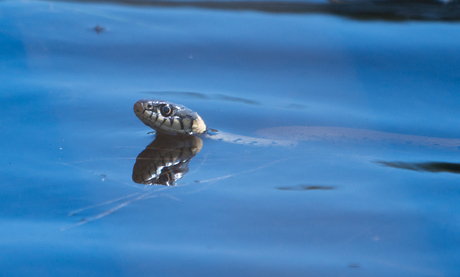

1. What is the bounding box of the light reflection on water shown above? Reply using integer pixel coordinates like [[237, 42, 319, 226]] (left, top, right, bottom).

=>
[[1, 0, 460, 276]]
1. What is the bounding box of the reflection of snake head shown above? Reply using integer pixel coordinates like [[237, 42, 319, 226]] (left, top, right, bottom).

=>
[[132, 135, 203, 186], [134, 99, 207, 136]]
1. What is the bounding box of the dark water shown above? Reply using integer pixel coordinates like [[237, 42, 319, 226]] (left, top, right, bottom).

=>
[[2, 0, 460, 276]]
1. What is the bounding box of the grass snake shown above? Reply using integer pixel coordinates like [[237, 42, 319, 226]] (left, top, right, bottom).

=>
[[133, 99, 460, 186]]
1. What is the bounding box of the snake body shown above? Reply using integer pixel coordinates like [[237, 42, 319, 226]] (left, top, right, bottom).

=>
[[134, 98, 460, 149], [132, 99, 460, 185]]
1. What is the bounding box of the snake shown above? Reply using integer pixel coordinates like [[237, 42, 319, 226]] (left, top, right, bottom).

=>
[[132, 98, 292, 186], [134, 98, 460, 149], [133, 98, 460, 185]]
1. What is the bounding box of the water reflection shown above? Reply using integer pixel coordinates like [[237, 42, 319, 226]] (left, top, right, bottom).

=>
[[144, 91, 260, 105], [53, 0, 460, 21], [132, 135, 203, 186], [144, 91, 209, 100], [215, 94, 260, 105], [377, 161, 460, 174], [277, 184, 335, 190]]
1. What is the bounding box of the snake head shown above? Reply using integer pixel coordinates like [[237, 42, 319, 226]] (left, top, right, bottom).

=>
[[134, 99, 207, 136]]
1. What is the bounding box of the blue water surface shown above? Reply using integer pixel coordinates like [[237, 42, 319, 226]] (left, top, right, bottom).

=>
[[1, 0, 460, 276]]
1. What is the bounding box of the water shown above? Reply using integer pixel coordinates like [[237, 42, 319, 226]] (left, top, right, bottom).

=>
[[1, 0, 460, 276]]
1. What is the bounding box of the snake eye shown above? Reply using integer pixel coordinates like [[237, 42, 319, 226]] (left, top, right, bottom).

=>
[[160, 104, 173, 116], [147, 103, 153, 109]]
